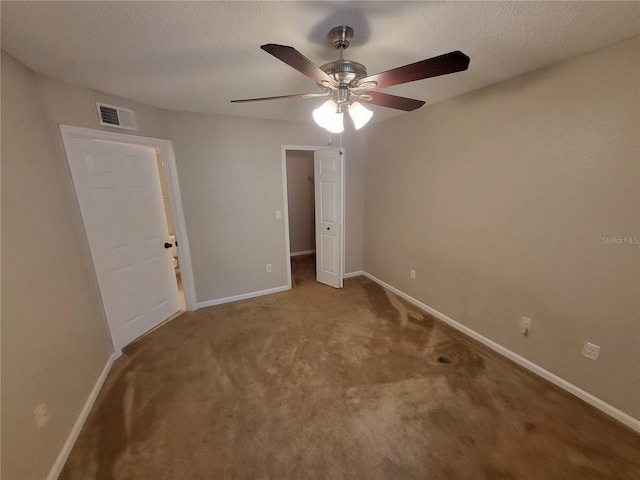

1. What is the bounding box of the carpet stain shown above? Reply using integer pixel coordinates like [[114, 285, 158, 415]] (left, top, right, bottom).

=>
[[59, 255, 640, 480], [362, 280, 401, 324], [383, 289, 426, 328]]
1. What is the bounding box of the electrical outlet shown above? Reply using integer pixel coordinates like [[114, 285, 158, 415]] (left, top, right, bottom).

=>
[[520, 316, 532, 336], [410, 269, 416, 280], [266, 264, 272, 273], [582, 342, 600, 361], [275, 210, 282, 220], [34, 403, 50, 429]]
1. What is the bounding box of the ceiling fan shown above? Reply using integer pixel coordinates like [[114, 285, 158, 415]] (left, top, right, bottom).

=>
[[231, 26, 470, 133]]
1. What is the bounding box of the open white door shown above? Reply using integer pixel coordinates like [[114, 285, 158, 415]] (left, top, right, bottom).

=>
[[62, 136, 179, 350], [314, 148, 343, 288]]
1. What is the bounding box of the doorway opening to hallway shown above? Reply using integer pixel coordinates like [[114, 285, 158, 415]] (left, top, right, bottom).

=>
[[285, 150, 316, 288]]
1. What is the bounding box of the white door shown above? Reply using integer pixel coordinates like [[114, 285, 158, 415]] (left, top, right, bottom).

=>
[[314, 148, 343, 288], [62, 137, 179, 350]]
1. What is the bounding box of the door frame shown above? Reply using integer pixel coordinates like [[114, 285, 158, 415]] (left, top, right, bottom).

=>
[[281, 145, 345, 289], [59, 125, 197, 315]]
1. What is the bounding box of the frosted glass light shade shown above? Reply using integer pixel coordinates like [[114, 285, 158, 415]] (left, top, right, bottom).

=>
[[313, 100, 344, 133], [348, 102, 373, 130]]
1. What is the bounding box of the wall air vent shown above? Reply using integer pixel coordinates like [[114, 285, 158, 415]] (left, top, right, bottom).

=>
[[96, 103, 138, 131]]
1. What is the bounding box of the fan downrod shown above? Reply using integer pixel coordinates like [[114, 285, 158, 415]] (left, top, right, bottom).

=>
[[320, 26, 368, 86]]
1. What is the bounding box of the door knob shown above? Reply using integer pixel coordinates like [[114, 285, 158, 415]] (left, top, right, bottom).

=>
[[164, 242, 173, 249], [327, 227, 330, 231]]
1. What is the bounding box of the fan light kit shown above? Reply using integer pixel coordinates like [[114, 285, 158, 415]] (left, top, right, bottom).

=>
[[232, 26, 470, 134]]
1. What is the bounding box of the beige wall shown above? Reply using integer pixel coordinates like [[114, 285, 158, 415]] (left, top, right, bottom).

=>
[[363, 38, 640, 418], [168, 113, 365, 303], [286, 151, 315, 254], [1, 52, 113, 479]]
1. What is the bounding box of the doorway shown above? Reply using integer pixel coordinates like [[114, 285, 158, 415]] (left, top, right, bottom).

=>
[[60, 125, 196, 353], [285, 150, 316, 287], [282, 145, 345, 290], [156, 152, 185, 310]]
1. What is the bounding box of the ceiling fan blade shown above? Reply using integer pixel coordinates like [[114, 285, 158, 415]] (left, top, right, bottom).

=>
[[365, 91, 426, 111], [358, 51, 470, 90], [231, 93, 315, 103], [261, 44, 338, 86]]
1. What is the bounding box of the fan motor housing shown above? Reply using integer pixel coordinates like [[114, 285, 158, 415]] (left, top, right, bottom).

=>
[[320, 59, 368, 86]]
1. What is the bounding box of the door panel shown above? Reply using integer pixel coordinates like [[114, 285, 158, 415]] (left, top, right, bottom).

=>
[[314, 149, 343, 288], [320, 182, 337, 223], [63, 137, 179, 350], [320, 233, 337, 273]]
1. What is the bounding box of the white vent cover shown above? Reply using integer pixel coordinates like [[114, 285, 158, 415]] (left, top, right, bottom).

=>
[[96, 103, 138, 130]]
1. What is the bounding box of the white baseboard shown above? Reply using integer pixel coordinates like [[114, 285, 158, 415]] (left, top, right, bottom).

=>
[[344, 270, 364, 279], [197, 285, 290, 309], [47, 351, 119, 480], [291, 250, 316, 257], [363, 272, 640, 433]]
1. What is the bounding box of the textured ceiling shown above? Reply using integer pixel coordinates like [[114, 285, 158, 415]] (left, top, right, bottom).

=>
[[2, 1, 638, 125]]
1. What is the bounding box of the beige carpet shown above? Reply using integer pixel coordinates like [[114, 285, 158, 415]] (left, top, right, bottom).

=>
[[60, 255, 639, 479]]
